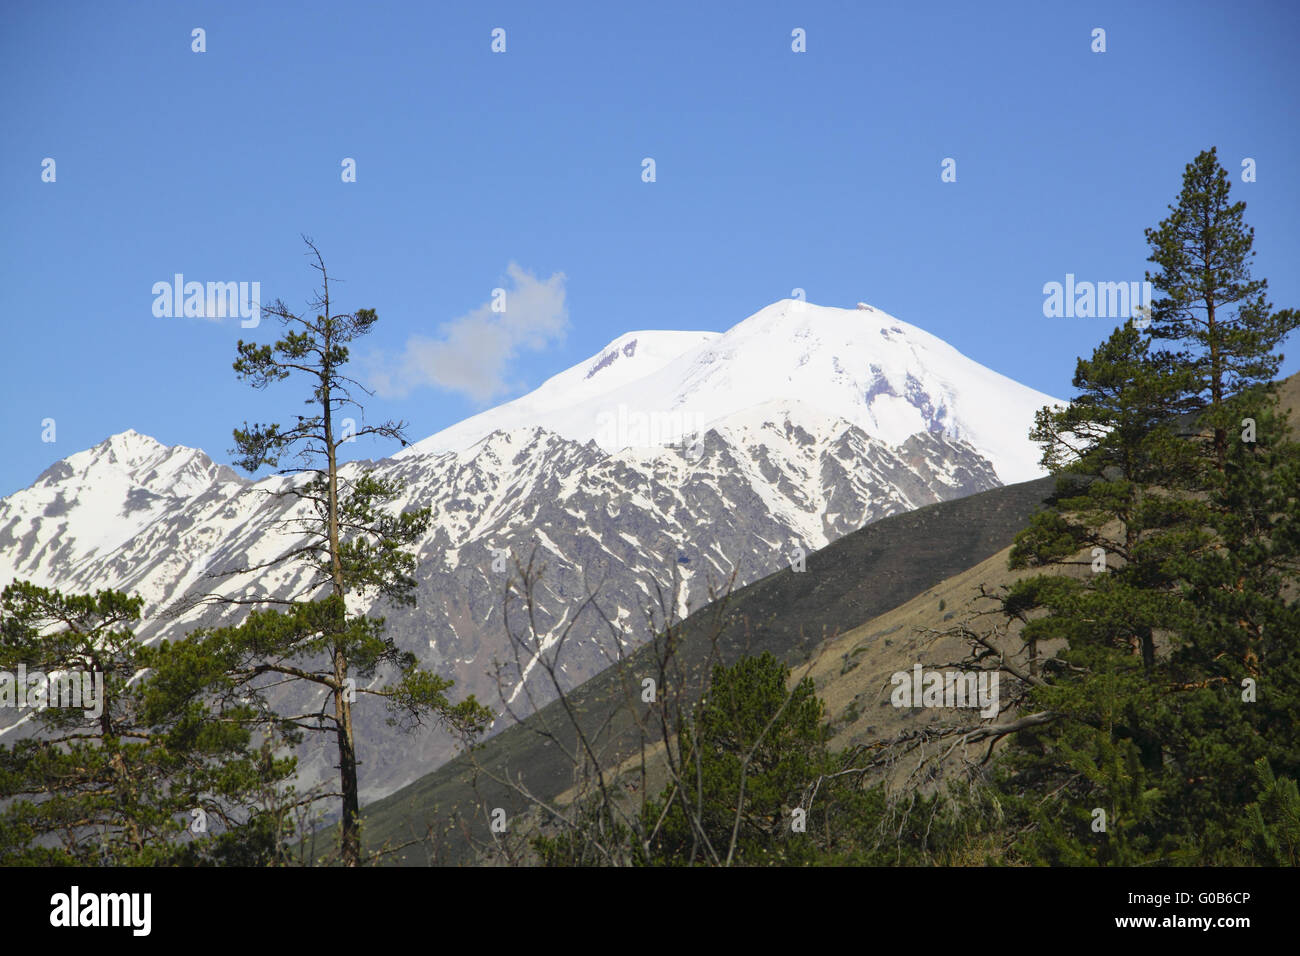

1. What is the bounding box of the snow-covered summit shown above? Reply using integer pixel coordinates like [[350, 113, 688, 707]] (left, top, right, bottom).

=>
[[400, 329, 719, 457], [3, 431, 242, 580], [402, 299, 1060, 484], [49, 430, 240, 498]]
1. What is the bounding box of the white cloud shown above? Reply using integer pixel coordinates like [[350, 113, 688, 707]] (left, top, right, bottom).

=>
[[366, 264, 568, 402]]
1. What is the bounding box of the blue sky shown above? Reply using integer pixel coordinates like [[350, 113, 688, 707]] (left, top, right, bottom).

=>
[[2, 0, 1297, 496]]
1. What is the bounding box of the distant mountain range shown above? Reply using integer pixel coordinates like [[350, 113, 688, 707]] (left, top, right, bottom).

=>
[[0, 299, 1061, 801]]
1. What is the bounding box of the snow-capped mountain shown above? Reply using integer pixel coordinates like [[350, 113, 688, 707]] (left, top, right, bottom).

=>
[[403, 299, 1059, 484], [0, 299, 1060, 800]]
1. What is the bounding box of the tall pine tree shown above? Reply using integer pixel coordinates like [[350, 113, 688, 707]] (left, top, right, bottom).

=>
[[1144, 146, 1299, 469], [990, 147, 1299, 863], [197, 238, 490, 865]]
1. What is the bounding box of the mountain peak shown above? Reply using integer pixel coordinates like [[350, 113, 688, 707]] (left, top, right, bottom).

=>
[[65, 430, 240, 499], [96, 429, 170, 467], [402, 298, 1061, 483]]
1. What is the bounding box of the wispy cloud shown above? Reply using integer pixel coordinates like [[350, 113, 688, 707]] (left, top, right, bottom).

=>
[[365, 264, 568, 402]]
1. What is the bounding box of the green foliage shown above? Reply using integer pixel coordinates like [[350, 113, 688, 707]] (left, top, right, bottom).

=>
[[993, 642, 1184, 865], [0, 582, 296, 866], [643, 652, 828, 865], [1240, 759, 1300, 866], [1158, 398, 1300, 857], [332, 472, 431, 606], [997, 383, 1300, 864]]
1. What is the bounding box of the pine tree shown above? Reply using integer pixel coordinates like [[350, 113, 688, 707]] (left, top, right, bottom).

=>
[[1139, 148, 1300, 859], [0, 582, 293, 865], [1009, 321, 1201, 670], [994, 323, 1201, 863], [643, 652, 828, 865], [989, 149, 1300, 863], [205, 238, 490, 866], [1144, 146, 1299, 470], [998, 374, 1300, 865], [1158, 389, 1300, 860]]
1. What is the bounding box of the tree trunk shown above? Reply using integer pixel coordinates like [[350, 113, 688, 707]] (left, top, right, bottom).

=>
[[1138, 624, 1155, 670], [334, 646, 361, 867], [323, 331, 362, 867], [1208, 304, 1226, 470]]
